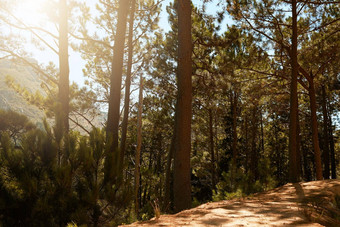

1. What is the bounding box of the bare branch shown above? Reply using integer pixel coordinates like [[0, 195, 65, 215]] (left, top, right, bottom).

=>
[[0, 7, 59, 54], [69, 116, 91, 135]]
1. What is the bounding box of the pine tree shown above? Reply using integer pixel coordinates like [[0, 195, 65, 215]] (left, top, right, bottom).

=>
[[173, 0, 192, 212], [105, 0, 130, 184]]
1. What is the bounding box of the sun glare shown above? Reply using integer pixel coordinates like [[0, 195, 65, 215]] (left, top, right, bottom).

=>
[[15, 0, 46, 26]]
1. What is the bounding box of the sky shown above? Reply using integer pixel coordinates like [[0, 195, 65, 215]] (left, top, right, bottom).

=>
[[15, 0, 226, 87]]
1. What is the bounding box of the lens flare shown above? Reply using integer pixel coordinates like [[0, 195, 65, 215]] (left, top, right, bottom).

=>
[[15, 0, 46, 26]]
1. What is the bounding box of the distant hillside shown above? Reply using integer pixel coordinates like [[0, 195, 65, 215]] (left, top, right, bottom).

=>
[[0, 59, 105, 132], [0, 59, 44, 124]]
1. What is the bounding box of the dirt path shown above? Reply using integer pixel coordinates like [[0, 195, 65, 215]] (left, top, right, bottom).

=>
[[123, 180, 340, 226]]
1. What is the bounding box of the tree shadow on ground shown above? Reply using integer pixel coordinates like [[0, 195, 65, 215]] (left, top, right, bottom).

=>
[[124, 180, 340, 226]]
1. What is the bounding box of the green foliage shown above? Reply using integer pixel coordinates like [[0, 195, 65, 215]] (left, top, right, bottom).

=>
[[213, 156, 277, 202], [0, 115, 132, 226], [0, 109, 36, 145], [212, 171, 245, 202]]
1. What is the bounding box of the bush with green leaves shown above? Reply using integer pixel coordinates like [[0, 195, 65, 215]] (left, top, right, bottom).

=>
[[213, 157, 277, 202], [0, 113, 132, 226], [0, 109, 36, 146]]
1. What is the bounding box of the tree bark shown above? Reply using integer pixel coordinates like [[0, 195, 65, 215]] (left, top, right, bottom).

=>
[[321, 85, 330, 179], [120, 0, 136, 167], [245, 114, 249, 174], [135, 74, 144, 217], [214, 114, 219, 163], [260, 108, 265, 154], [173, 0, 192, 212], [250, 106, 258, 181], [309, 78, 323, 180], [328, 110, 336, 179], [302, 113, 313, 181], [296, 95, 302, 179], [208, 108, 215, 189], [105, 0, 130, 183], [58, 0, 69, 134], [57, 0, 70, 166], [231, 93, 238, 164], [288, 0, 299, 183]]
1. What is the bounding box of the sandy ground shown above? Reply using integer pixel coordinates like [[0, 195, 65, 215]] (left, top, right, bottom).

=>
[[123, 180, 340, 226]]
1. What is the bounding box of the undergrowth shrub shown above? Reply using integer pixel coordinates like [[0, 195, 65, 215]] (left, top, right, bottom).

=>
[[0, 119, 132, 226], [213, 157, 277, 202]]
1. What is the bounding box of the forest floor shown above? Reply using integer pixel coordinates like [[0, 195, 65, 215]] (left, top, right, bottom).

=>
[[123, 180, 340, 226]]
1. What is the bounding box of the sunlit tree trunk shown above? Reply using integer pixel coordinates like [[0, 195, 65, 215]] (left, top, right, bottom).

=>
[[298, 67, 322, 180], [58, 0, 69, 165], [105, 0, 130, 183], [173, 0, 192, 212], [288, 0, 299, 183], [309, 78, 323, 180], [120, 0, 136, 168]]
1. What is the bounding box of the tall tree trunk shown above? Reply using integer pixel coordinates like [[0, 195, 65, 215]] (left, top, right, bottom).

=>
[[296, 95, 302, 179], [214, 115, 219, 163], [58, 0, 69, 134], [231, 93, 238, 164], [208, 108, 215, 189], [105, 0, 130, 183], [301, 115, 311, 181], [135, 74, 144, 217], [260, 108, 265, 154], [250, 106, 258, 181], [120, 0, 136, 167], [288, 0, 299, 183], [230, 92, 237, 188], [321, 85, 330, 179], [302, 142, 311, 181], [244, 114, 249, 174], [173, 0, 192, 212], [328, 110, 336, 179], [57, 0, 69, 166], [273, 123, 281, 183], [309, 78, 323, 180]]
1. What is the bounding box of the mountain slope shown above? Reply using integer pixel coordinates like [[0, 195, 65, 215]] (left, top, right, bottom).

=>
[[0, 59, 105, 131], [0, 59, 44, 124]]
